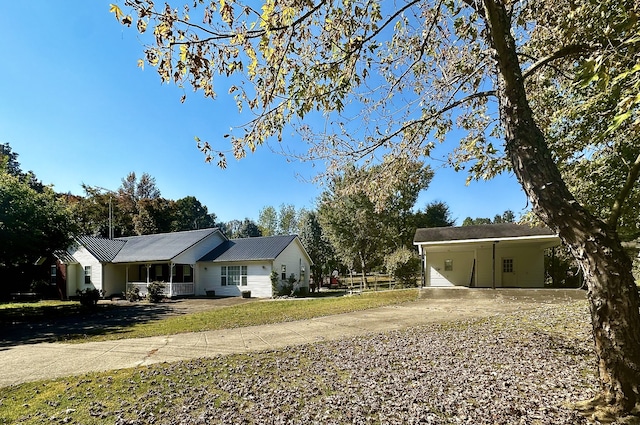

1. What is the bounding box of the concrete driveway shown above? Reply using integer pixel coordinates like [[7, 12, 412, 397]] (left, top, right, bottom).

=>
[[0, 288, 586, 388]]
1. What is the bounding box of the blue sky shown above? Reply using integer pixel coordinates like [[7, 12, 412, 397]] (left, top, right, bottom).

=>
[[0, 1, 529, 225]]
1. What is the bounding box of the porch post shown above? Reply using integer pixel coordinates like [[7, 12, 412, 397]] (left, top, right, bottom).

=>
[[145, 264, 150, 284], [191, 264, 196, 295], [169, 262, 174, 298]]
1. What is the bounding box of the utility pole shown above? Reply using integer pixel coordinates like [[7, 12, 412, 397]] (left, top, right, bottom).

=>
[[96, 187, 116, 239]]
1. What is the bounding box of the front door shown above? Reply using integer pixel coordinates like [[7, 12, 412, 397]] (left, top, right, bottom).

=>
[[502, 258, 516, 287]]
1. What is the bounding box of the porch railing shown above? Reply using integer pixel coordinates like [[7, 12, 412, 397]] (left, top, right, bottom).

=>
[[126, 281, 195, 297]]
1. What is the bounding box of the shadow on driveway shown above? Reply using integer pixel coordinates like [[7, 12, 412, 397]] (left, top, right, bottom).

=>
[[0, 297, 259, 347], [0, 302, 177, 346]]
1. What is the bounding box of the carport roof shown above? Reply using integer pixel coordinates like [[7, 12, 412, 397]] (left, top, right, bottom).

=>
[[414, 223, 557, 245]]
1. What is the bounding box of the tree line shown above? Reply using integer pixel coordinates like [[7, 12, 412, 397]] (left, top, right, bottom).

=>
[[3, 142, 494, 292]]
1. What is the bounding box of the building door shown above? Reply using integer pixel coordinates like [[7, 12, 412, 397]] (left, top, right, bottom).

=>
[[429, 267, 448, 286], [502, 258, 516, 287]]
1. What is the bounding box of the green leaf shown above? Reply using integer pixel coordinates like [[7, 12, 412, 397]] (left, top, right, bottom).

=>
[[607, 111, 632, 133]]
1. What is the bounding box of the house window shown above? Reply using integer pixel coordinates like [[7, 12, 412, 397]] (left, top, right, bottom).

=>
[[84, 266, 91, 284], [183, 265, 192, 280], [50, 265, 57, 285], [155, 265, 163, 281], [503, 258, 514, 273], [221, 265, 247, 286], [281, 264, 286, 280], [444, 259, 453, 271]]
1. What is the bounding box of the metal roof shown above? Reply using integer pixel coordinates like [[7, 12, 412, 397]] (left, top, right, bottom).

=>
[[199, 235, 298, 262], [112, 228, 220, 263], [76, 236, 127, 262], [414, 223, 556, 244], [53, 249, 79, 264]]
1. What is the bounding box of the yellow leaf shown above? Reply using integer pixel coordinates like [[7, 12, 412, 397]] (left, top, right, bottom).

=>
[[180, 44, 188, 63], [109, 4, 123, 21], [137, 59, 145, 70]]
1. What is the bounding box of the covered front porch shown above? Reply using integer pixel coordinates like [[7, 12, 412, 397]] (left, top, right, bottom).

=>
[[123, 262, 196, 297]]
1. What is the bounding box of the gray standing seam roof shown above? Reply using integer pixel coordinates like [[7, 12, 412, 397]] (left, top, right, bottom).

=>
[[112, 228, 220, 263], [414, 223, 556, 244], [76, 236, 127, 262], [53, 249, 79, 264], [199, 235, 298, 262]]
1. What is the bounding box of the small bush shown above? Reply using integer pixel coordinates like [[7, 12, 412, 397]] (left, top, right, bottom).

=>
[[76, 288, 104, 307], [384, 247, 421, 287], [294, 286, 309, 297], [146, 281, 165, 303], [125, 286, 141, 302], [270, 270, 279, 297], [30, 279, 49, 294]]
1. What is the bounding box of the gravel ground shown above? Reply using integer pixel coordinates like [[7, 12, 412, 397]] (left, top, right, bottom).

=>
[[33, 301, 597, 425]]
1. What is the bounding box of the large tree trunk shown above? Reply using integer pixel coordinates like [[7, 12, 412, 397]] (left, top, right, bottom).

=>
[[482, 0, 640, 416]]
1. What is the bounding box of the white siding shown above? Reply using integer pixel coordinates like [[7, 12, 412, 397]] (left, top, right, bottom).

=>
[[425, 251, 474, 287], [273, 240, 311, 294], [475, 247, 494, 288], [420, 241, 548, 289], [196, 261, 273, 298], [103, 264, 127, 297], [65, 264, 79, 298], [194, 238, 312, 299], [495, 245, 545, 287], [67, 245, 102, 294], [173, 232, 226, 265]]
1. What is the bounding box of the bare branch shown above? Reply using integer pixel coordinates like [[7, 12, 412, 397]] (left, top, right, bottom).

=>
[[522, 44, 592, 79], [355, 90, 497, 158], [163, 0, 328, 45]]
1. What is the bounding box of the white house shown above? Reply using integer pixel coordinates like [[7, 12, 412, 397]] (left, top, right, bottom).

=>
[[197, 235, 312, 298], [413, 223, 561, 288], [61, 229, 311, 298]]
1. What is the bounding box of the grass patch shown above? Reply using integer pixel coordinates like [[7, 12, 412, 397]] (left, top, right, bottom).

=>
[[64, 289, 419, 342], [0, 300, 83, 322]]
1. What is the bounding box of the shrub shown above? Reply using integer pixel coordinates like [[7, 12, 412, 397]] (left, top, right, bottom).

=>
[[125, 286, 141, 302], [270, 270, 279, 297], [146, 281, 165, 303], [76, 288, 104, 307], [384, 247, 421, 287], [294, 286, 309, 297], [30, 279, 49, 294]]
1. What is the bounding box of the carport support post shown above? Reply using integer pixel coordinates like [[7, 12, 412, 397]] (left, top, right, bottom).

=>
[[492, 241, 499, 290], [420, 251, 426, 288]]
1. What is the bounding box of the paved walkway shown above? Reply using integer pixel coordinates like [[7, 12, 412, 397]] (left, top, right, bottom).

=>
[[0, 289, 586, 388]]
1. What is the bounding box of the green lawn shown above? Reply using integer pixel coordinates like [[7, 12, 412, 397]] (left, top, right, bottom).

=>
[[0, 300, 83, 321], [69, 289, 420, 342], [0, 290, 419, 343]]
